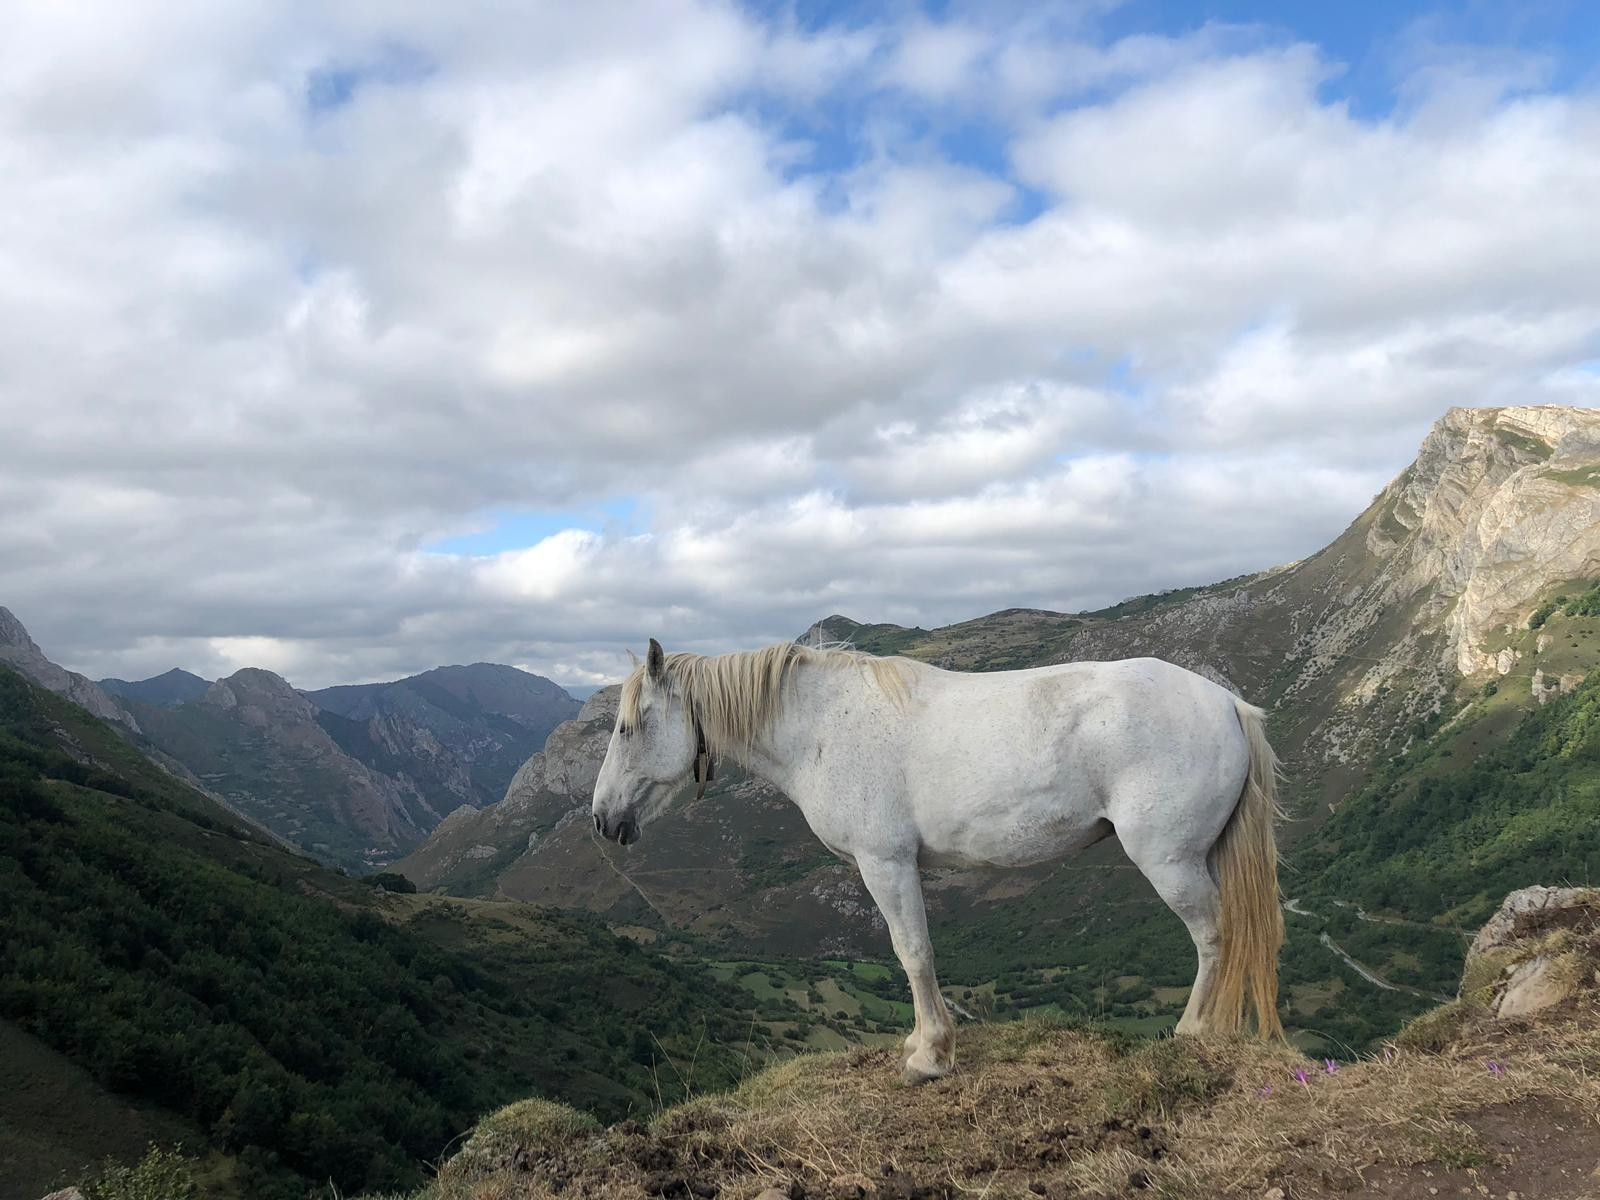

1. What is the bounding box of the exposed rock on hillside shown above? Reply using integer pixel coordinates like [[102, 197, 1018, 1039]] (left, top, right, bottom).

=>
[[0, 606, 137, 731], [498, 684, 613, 808], [1463, 886, 1600, 1021], [399, 687, 620, 889], [1379, 407, 1600, 675]]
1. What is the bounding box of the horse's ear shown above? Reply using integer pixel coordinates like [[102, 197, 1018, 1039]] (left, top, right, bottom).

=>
[[647, 638, 665, 682]]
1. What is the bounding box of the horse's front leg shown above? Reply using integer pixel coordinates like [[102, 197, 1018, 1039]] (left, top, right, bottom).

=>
[[855, 854, 955, 1084]]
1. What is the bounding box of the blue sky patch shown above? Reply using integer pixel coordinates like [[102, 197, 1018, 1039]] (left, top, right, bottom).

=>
[[306, 42, 436, 115], [424, 499, 642, 556]]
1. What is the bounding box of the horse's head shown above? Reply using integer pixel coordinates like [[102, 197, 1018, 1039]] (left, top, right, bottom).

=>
[[591, 637, 700, 845]]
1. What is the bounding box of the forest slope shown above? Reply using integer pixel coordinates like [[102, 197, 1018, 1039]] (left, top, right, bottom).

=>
[[0, 666, 774, 1200]]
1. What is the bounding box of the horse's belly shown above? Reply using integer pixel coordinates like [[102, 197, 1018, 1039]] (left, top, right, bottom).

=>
[[917, 808, 1113, 869]]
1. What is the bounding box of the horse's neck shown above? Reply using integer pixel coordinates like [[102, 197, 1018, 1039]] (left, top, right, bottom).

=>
[[735, 662, 865, 798]]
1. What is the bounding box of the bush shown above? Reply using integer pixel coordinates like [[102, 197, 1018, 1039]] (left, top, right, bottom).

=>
[[1528, 598, 1563, 629], [84, 1145, 198, 1200]]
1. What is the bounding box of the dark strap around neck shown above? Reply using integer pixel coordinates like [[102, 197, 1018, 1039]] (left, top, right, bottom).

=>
[[692, 717, 715, 799]]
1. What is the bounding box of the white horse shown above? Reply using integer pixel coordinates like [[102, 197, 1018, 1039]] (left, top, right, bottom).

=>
[[591, 640, 1283, 1083]]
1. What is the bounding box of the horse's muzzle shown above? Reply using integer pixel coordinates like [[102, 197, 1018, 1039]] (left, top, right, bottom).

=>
[[594, 811, 639, 845]]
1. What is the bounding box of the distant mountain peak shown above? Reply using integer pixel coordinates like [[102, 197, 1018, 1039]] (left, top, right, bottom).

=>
[[800, 615, 865, 645], [0, 605, 41, 653], [203, 666, 316, 718], [1365, 405, 1600, 674], [99, 667, 211, 708], [0, 606, 138, 730]]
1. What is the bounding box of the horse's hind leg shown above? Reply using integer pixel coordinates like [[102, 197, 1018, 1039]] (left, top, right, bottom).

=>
[[1118, 840, 1223, 1036], [855, 854, 955, 1084]]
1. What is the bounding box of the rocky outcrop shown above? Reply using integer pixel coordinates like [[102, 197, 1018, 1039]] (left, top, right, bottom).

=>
[[501, 686, 618, 806], [1463, 886, 1600, 1020], [203, 666, 320, 724], [1382, 407, 1600, 675], [0, 606, 138, 731]]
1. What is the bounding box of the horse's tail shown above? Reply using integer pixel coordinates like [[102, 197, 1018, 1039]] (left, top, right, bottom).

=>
[[1200, 699, 1285, 1040]]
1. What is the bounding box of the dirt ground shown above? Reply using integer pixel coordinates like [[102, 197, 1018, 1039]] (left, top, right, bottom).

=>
[[1322, 1095, 1600, 1200]]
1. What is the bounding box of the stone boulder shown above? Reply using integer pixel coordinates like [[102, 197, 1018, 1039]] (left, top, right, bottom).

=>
[[1462, 886, 1600, 1019]]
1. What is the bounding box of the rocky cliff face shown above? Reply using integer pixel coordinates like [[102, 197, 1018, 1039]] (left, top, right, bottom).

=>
[[0, 606, 138, 731], [1369, 406, 1600, 675], [398, 687, 622, 891], [399, 406, 1600, 959]]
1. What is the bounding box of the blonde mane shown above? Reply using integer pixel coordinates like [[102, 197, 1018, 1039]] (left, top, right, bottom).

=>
[[618, 643, 912, 758]]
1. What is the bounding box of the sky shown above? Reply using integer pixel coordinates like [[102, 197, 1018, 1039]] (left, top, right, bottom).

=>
[[3, 1, 1599, 690]]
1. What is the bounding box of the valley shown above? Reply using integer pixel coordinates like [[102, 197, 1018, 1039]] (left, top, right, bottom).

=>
[[0, 611, 581, 872]]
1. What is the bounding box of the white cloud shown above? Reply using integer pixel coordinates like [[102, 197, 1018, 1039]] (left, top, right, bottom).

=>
[[1, 1, 1597, 689]]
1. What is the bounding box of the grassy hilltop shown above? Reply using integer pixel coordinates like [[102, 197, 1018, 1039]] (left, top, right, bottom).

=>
[[379, 961, 1600, 1199]]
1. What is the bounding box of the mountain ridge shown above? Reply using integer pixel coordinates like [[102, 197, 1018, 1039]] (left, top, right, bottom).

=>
[[98, 667, 211, 708], [0, 612, 580, 870], [0, 606, 139, 731]]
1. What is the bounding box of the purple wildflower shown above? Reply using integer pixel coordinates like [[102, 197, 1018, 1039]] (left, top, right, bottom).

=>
[[1292, 1068, 1310, 1087], [1258, 1084, 1274, 1099], [1323, 1059, 1339, 1075], [1487, 1059, 1505, 1076]]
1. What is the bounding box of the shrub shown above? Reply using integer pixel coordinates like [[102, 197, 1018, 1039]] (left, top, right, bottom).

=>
[[84, 1145, 198, 1200], [1528, 598, 1563, 629]]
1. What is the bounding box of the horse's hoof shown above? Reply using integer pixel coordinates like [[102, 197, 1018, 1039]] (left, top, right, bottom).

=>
[[899, 1055, 951, 1086]]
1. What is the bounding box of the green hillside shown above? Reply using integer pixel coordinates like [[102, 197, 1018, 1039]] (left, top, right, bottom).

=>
[[1275, 594, 1600, 1047], [0, 667, 779, 1200]]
